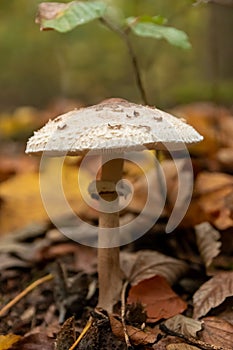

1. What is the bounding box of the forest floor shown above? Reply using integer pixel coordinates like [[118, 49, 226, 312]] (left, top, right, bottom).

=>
[[0, 100, 233, 350]]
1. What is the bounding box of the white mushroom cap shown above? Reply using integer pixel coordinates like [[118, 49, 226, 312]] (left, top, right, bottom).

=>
[[25, 98, 203, 156]]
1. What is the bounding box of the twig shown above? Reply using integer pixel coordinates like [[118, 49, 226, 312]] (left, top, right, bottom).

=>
[[100, 17, 149, 105], [69, 316, 93, 350], [121, 280, 133, 349], [160, 323, 226, 350], [0, 273, 54, 317]]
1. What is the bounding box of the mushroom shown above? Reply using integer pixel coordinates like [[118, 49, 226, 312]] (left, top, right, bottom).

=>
[[25, 98, 203, 313]]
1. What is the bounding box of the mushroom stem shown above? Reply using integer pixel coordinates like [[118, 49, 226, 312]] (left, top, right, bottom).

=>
[[97, 154, 124, 313]]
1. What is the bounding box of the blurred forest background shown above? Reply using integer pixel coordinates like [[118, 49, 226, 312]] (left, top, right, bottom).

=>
[[0, 0, 233, 111]]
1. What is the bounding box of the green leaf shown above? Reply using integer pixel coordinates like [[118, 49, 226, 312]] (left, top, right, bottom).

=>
[[36, 1, 107, 33], [138, 15, 167, 25], [126, 17, 191, 50]]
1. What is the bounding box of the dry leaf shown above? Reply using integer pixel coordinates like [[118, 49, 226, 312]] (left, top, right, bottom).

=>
[[109, 314, 159, 346], [121, 250, 188, 286], [152, 335, 185, 350], [166, 344, 199, 350], [128, 275, 187, 322], [216, 148, 233, 172], [193, 172, 233, 229], [0, 159, 95, 234], [199, 317, 233, 349], [7, 333, 54, 350], [0, 155, 37, 182], [0, 172, 48, 234], [195, 222, 221, 268], [193, 271, 233, 319], [171, 102, 227, 156], [0, 253, 30, 270], [219, 114, 233, 148], [0, 334, 22, 350], [164, 315, 203, 339]]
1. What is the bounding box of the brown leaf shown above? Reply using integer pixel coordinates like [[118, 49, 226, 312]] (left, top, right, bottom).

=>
[[193, 271, 233, 319], [166, 344, 199, 350], [0, 155, 37, 182], [128, 275, 187, 322], [171, 102, 228, 156], [8, 333, 54, 350], [199, 317, 233, 349], [152, 335, 185, 350], [121, 250, 188, 286], [0, 253, 30, 270], [195, 222, 221, 268], [109, 314, 159, 346], [193, 172, 233, 229], [164, 315, 203, 339], [216, 148, 233, 172], [0, 334, 22, 350]]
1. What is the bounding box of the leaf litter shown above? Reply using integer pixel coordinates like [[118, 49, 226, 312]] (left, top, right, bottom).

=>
[[0, 101, 233, 349]]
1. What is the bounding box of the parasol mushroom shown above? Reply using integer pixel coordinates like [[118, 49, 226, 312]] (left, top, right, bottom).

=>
[[25, 98, 203, 313]]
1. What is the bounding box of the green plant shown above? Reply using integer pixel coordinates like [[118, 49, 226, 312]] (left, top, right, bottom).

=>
[[36, 0, 191, 105]]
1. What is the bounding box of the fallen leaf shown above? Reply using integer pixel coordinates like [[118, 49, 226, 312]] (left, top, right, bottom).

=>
[[0, 223, 49, 261], [0, 253, 30, 270], [171, 102, 230, 156], [199, 317, 233, 349], [0, 159, 95, 234], [193, 271, 233, 319], [0, 155, 37, 182], [166, 344, 199, 350], [152, 335, 185, 350], [164, 315, 203, 339], [121, 250, 188, 286], [193, 172, 233, 229], [8, 333, 54, 350], [109, 314, 159, 346], [216, 148, 233, 172], [219, 114, 233, 148], [195, 172, 233, 195], [128, 275, 187, 322], [195, 222, 221, 268], [0, 172, 48, 234], [0, 334, 22, 350]]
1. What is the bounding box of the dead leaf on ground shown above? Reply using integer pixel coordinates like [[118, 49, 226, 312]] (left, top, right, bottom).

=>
[[199, 317, 233, 349], [219, 114, 233, 148], [8, 333, 54, 350], [0, 334, 22, 350], [152, 335, 185, 349], [164, 315, 203, 339], [0, 159, 96, 234], [0, 253, 30, 270], [216, 148, 233, 172], [166, 343, 199, 350], [171, 102, 227, 156], [128, 275, 187, 323], [0, 172, 48, 234], [109, 314, 159, 346], [195, 222, 221, 269], [193, 172, 233, 229], [121, 250, 189, 286], [0, 155, 38, 182], [193, 271, 233, 319]]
